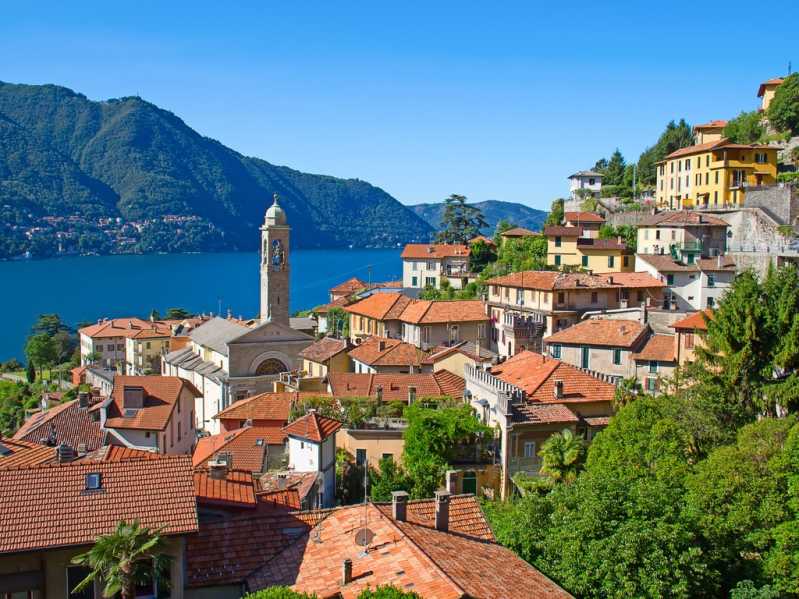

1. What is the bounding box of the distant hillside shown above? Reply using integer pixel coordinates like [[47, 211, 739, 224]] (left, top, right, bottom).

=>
[[0, 82, 433, 258], [410, 199, 548, 234]]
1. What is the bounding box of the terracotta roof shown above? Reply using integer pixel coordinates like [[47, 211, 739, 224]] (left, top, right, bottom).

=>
[[298, 336, 350, 363], [328, 371, 465, 401], [564, 211, 605, 223], [76, 445, 161, 463], [344, 293, 414, 321], [671, 309, 713, 331], [401, 244, 470, 259], [283, 412, 342, 443], [79, 317, 172, 340], [487, 270, 663, 291], [632, 334, 677, 363], [693, 119, 728, 130], [470, 235, 495, 245], [13, 398, 104, 451], [258, 471, 319, 499], [312, 296, 355, 314], [636, 254, 698, 273], [639, 211, 728, 227], [422, 341, 497, 365], [758, 77, 784, 97], [104, 376, 201, 431], [545, 319, 648, 349], [399, 299, 488, 324], [569, 170, 603, 178], [577, 238, 630, 252], [500, 226, 537, 237], [214, 391, 305, 423], [0, 456, 198, 554], [512, 402, 580, 425], [194, 469, 257, 508], [584, 416, 611, 427], [348, 336, 427, 367], [330, 277, 368, 295], [487, 271, 559, 290], [491, 351, 616, 404], [697, 256, 737, 271], [193, 426, 283, 472], [0, 438, 55, 468], [663, 139, 775, 160], [544, 225, 582, 237]]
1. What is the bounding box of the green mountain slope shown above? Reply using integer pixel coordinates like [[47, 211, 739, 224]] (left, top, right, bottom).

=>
[[0, 81, 433, 256], [410, 199, 547, 234]]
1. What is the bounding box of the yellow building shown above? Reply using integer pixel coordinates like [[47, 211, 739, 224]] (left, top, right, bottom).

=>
[[655, 138, 779, 210], [758, 77, 784, 112], [545, 226, 633, 273]]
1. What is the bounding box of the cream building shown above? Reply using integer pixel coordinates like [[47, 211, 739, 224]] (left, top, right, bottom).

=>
[[401, 244, 472, 289]]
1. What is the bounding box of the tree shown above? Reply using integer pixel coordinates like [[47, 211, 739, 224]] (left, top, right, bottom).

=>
[[613, 377, 642, 409], [164, 307, 193, 320], [435, 194, 488, 245], [637, 119, 694, 186], [25, 334, 57, 380], [598, 223, 637, 251], [244, 587, 318, 599], [767, 73, 799, 134], [369, 456, 411, 501], [30, 313, 76, 364], [602, 149, 626, 187], [149, 308, 161, 321], [468, 239, 496, 273], [26, 361, 36, 383], [357, 586, 422, 598], [326, 307, 350, 338], [544, 198, 565, 226], [71, 520, 166, 599], [539, 428, 585, 483], [724, 111, 766, 144]]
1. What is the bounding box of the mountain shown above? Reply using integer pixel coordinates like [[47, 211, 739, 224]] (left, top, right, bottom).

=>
[[0, 82, 433, 258], [410, 199, 548, 234]]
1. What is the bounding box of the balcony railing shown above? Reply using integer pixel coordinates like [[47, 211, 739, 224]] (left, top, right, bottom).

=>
[[508, 456, 541, 477]]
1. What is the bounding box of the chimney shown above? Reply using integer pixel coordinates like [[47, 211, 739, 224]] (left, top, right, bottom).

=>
[[208, 459, 229, 480], [606, 275, 614, 285], [277, 473, 287, 490], [376, 385, 383, 402], [392, 490, 409, 521], [244, 418, 253, 428], [435, 490, 450, 532], [57, 442, 75, 463], [378, 340, 386, 352], [342, 559, 353, 585], [718, 254, 722, 268], [123, 386, 145, 410], [78, 391, 90, 409], [77, 443, 87, 456], [407, 386, 416, 405], [427, 246, 434, 254], [554, 379, 564, 399]]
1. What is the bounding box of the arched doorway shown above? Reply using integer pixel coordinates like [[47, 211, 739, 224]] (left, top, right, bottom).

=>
[[254, 358, 288, 376]]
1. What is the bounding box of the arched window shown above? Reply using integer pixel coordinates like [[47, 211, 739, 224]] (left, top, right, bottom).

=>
[[254, 358, 288, 376]]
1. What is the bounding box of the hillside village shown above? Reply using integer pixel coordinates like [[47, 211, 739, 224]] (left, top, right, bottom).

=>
[[3, 74, 799, 598]]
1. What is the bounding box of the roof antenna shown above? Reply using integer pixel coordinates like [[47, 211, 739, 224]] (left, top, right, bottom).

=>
[[354, 463, 374, 555]]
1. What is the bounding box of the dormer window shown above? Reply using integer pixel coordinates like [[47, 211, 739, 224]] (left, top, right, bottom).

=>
[[85, 473, 102, 490]]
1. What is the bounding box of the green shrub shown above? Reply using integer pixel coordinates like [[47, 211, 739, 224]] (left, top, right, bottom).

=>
[[244, 587, 318, 599]]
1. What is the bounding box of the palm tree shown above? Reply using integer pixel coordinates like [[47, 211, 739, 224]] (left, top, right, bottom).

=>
[[71, 520, 166, 599], [539, 428, 585, 483]]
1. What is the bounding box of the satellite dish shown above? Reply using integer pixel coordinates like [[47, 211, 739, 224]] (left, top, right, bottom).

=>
[[355, 527, 375, 547]]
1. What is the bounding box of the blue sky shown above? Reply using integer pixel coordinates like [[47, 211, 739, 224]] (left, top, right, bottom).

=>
[[1, 1, 795, 210]]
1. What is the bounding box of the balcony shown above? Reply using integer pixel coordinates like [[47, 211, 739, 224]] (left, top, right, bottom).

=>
[[508, 456, 541, 477], [277, 371, 326, 392]]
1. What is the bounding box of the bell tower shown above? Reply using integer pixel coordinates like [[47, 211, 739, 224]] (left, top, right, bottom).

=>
[[260, 193, 290, 326]]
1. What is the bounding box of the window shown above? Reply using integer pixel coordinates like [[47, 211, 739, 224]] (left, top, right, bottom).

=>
[[655, 230, 661, 240], [707, 296, 715, 308], [555, 255, 561, 266], [412, 261, 419, 271], [646, 377, 657, 392], [589, 178, 595, 185], [706, 155, 710, 167], [427, 261, 435, 270], [590, 292, 598, 304], [411, 276, 418, 287], [670, 162, 674, 173], [623, 255, 629, 267], [607, 255, 615, 268], [613, 348, 622, 365], [449, 325, 459, 343], [581, 346, 590, 369], [557, 292, 565, 304], [356, 448, 367, 466], [523, 441, 536, 458], [424, 276, 436, 288], [581, 255, 588, 267], [145, 342, 151, 350], [714, 190, 718, 204], [649, 361, 658, 374], [116, 344, 124, 351], [516, 288, 524, 305], [382, 453, 393, 462], [68, 565, 94, 599], [666, 274, 674, 285], [85, 472, 102, 490], [555, 236, 562, 248], [707, 273, 715, 288], [551, 344, 561, 359], [685, 332, 694, 349], [755, 152, 768, 164], [685, 159, 690, 170], [422, 326, 431, 345], [715, 171, 719, 184], [107, 344, 115, 351], [696, 157, 700, 168], [705, 172, 709, 185]]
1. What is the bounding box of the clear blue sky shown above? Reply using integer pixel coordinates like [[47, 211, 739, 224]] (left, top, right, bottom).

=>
[[1, 1, 795, 210]]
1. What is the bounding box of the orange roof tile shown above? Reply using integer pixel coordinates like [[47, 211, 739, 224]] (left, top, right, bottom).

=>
[[328, 371, 465, 401], [564, 211, 605, 223], [298, 336, 350, 363], [469, 235, 495, 245], [693, 119, 728, 130], [214, 391, 306, 423], [282, 412, 342, 443], [257, 471, 319, 506], [103, 375, 201, 431], [401, 243, 470, 259], [639, 211, 728, 227], [399, 299, 488, 324], [544, 225, 583, 237], [758, 77, 784, 97], [13, 398, 104, 451], [343, 293, 414, 321], [500, 226, 538, 237], [348, 336, 427, 367], [0, 457, 197, 554], [671, 309, 713, 331], [577, 238, 630, 252], [330, 277, 368, 295], [76, 445, 161, 463], [487, 270, 663, 291], [545, 319, 648, 349], [193, 426, 285, 472], [486, 271, 559, 290], [78, 317, 172, 340], [0, 438, 55, 468], [632, 334, 677, 362], [194, 469, 257, 508]]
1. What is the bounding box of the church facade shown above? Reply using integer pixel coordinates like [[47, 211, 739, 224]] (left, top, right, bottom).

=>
[[163, 194, 313, 434]]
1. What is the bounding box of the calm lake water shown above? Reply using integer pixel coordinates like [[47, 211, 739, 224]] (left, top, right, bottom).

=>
[[0, 249, 402, 361]]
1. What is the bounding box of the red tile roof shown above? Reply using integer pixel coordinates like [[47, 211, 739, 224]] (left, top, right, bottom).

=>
[[671, 309, 713, 331], [104, 376, 201, 431], [193, 426, 283, 472], [544, 225, 583, 237], [632, 334, 677, 363], [500, 226, 538, 237], [312, 295, 356, 314], [513, 402, 580, 425], [13, 398, 104, 451], [298, 336, 350, 363], [577, 238, 630, 252], [663, 139, 775, 160], [77, 445, 161, 463], [636, 253, 698, 273], [469, 235, 495, 246], [491, 351, 615, 404], [639, 211, 728, 227], [348, 336, 427, 368], [693, 119, 728, 130], [282, 412, 342, 443], [565, 211, 605, 223], [214, 391, 304, 423], [545, 319, 647, 349], [0, 438, 55, 468], [330, 277, 368, 295], [487, 270, 664, 290], [328, 371, 465, 401], [0, 456, 198, 554], [194, 469, 257, 508], [399, 299, 488, 324], [401, 244, 470, 259], [79, 317, 172, 340], [758, 77, 784, 97], [344, 293, 414, 321], [257, 471, 318, 506], [697, 256, 737, 271]]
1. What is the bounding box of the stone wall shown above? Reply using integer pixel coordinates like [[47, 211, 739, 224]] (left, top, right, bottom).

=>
[[740, 184, 799, 226]]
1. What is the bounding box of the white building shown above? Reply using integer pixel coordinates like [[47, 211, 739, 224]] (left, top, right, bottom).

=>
[[282, 411, 342, 508], [635, 254, 736, 311], [568, 171, 603, 200], [400, 244, 472, 290]]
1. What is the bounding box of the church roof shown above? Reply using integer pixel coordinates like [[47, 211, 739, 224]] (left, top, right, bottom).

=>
[[190, 317, 250, 356]]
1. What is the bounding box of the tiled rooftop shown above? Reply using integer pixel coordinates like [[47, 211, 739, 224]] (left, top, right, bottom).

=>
[[348, 336, 427, 367], [104, 375, 201, 431], [13, 398, 104, 451], [194, 469, 257, 508], [298, 336, 350, 364], [545, 319, 647, 349], [78, 317, 172, 339], [328, 371, 465, 401], [564, 211, 605, 223], [632, 334, 677, 363], [400, 244, 470, 259], [671, 309, 713, 331], [399, 299, 488, 324], [283, 412, 342, 443], [193, 426, 283, 472], [344, 293, 414, 321], [214, 391, 302, 423], [0, 438, 55, 468]]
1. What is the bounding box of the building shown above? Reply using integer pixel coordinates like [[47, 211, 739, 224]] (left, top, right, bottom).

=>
[[465, 350, 615, 498], [99, 375, 201, 455], [421, 341, 497, 375], [563, 211, 605, 238], [79, 317, 172, 370], [185, 493, 571, 598], [13, 393, 104, 452], [260, 193, 290, 325], [399, 299, 489, 350], [654, 139, 779, 210], [344, 292, 414, 342], [163, 316, 313, 435], [311, 296, 355, 335], [631, 334, 677, 393], [297, 336, 352, 378], [636, 253, 736, 310], [486, 271, 665, 357], [0, 456, 198, 599], [348, 336, 427, 374], [636, 211, 729, 259], [282, 411, 342, 508], [327, 370, 465, 401], [499, 226, 537, 244], [671, 309, 712, 365], [568, 170, 603, 199], [758, 77, 784, 112], [329, 276, 368, 302], [693, 120, 727, 144], [0, 437, 60, 468], [400, 243, 472, 289], [545, 225, 633, 273], [212, 390, 299, 433], [193, 424, 287, 473]]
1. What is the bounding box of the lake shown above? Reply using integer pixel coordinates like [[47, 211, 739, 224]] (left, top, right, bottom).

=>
[[0, 248, 402, 361]]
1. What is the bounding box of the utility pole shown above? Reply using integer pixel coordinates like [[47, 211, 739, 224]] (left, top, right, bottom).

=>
[[367, 265, 372, 288]]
